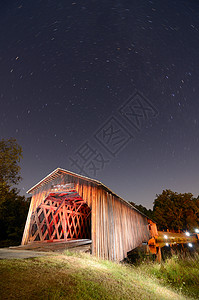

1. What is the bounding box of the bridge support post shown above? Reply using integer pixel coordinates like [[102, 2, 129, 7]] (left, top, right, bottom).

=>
[[156, 246, 162, 263]]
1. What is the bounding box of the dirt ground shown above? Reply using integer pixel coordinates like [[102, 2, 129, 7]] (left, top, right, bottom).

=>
[[0, 239, 92, 259]]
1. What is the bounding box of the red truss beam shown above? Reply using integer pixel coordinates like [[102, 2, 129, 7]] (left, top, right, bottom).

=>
[[29, 190, 91, 242]]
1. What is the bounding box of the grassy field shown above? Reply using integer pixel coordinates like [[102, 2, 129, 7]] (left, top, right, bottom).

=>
[[139, 253, 199, 299], [0, 250, 198, 300]]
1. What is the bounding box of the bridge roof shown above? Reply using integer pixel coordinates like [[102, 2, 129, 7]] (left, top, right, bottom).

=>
[[27, 168, 103, 193], [27, 167, 155, 222]]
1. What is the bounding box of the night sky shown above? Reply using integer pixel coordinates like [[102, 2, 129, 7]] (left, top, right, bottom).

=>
[[1, 0, 199, 208]]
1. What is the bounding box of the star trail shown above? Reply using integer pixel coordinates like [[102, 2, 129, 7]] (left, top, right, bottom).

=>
[[1, 0, 199, 208]]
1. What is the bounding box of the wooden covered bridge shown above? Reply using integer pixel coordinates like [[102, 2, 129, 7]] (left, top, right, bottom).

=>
[[22, 168, 157, 261]]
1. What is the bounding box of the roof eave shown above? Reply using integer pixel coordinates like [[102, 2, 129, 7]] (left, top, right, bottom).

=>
[[26, 167, 101, 194], [26, 168, 155, 222]]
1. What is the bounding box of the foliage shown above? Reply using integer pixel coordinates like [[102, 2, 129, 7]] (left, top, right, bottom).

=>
[[130, 189, 199, 232], [0, 138, 22, 186], [0, 184, 30, 246], [0, 138, 29, 247], [153, 190, 199, 231], [142, 253, 199, 299]]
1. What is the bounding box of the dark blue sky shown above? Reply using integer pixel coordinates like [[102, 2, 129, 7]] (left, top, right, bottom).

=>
[[1, 0, 199, 208]]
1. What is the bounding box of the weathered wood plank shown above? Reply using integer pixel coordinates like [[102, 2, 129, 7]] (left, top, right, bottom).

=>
[[22, 170, 155, 261]]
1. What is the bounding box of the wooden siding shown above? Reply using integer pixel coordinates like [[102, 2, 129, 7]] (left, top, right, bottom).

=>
[[22, 171, 152, 261]]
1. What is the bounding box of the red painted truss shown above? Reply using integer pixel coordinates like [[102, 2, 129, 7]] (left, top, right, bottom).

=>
[[29, 190, 91, 242]]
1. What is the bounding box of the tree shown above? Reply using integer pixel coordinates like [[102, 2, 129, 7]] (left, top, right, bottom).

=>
[[0, 186, 30, 246], [0, 138, 22, 186], [0, 138, 29, 246], [153, 190, 199, 232]]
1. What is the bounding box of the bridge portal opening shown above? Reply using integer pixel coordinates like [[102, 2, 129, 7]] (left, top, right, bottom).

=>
[[28, 190, 91, 243]]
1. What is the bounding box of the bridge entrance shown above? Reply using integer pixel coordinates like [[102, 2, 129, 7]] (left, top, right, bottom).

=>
[[28, 190, 91, 242]]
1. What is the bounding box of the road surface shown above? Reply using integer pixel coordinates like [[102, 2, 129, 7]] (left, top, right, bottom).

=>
[[0, 248, 51, 259]]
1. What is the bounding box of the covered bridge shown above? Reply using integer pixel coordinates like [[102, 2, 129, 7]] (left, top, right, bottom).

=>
[[22, 168, 157, 261]]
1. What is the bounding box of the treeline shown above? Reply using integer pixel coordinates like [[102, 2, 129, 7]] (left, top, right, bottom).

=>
[[1, 138, 199, 247], [130, 190, 199, 232], [0, 138, 30, 247]]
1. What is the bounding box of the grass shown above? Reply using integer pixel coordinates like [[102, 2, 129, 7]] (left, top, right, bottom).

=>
[[0, 250, 197, 300], [140, 253, 199, 299]]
